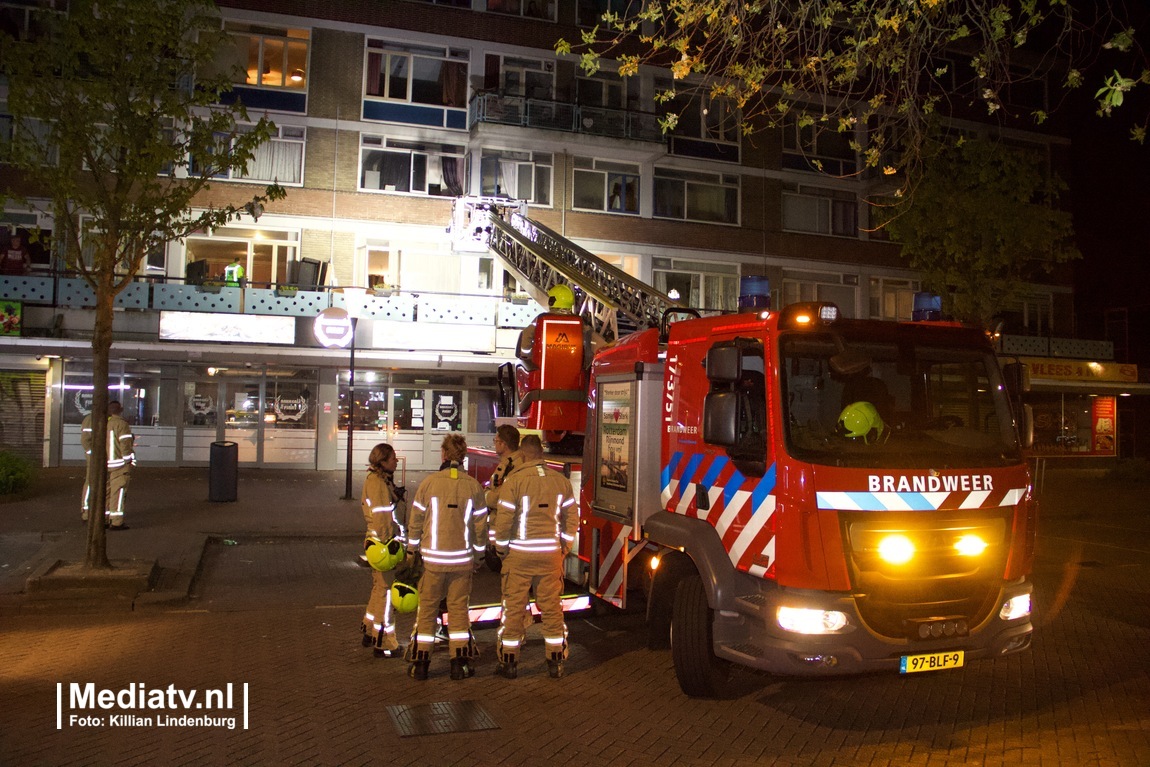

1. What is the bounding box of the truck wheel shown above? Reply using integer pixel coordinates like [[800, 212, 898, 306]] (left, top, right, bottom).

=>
[[670, 573, 729, 698]]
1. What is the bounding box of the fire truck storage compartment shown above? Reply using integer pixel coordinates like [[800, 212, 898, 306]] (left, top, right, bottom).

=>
[[588, 367, 664, 530]]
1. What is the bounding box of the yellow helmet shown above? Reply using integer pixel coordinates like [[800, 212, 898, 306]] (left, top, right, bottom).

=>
[[366, 537, 405, 572], [838, 401, 885, 443], [390, 582, 419, 613], [547, 284, 575, 311]]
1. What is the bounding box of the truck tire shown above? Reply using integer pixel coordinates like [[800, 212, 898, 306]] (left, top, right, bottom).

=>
[[670, 573, 730, 698]]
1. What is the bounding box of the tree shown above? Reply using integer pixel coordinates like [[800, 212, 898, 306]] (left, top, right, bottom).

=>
[[561, 1, 1149, 184], [877, 137, 1079, 326], [0, 0, 285, 568]]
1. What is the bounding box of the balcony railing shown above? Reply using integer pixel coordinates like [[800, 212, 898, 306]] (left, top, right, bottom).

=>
[[469, 92, 665, 143], [0, 272, 542, 335]]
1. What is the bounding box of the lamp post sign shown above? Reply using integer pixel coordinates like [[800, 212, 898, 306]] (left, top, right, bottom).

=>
[[313, 307, 353, 349], [316, 289, 368, 500]]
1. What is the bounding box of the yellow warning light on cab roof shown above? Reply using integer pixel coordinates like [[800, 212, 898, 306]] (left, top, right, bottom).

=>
[[780, 302, 840, 329]]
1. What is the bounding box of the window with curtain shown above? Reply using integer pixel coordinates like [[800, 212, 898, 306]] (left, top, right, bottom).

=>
[[360, 136, 464, 196], [365, 40, 468, 109], [479, 149, 552, 204], [652, 257, 739, 311], [572, 156, 640, 214]]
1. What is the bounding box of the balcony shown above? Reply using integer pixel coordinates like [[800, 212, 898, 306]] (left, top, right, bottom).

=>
[[0, 272, 543, 355], [469, 92, 665, 143]]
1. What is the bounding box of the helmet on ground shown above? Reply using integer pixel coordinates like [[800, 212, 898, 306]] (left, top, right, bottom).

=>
[[547, 284, 575, 311], [391, 582, 419, 613], [838, 401, 885, 443], [366, 537, 405, 572]]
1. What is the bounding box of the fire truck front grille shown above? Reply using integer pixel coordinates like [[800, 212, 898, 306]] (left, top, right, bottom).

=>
[[840, 510, 1011, 641]]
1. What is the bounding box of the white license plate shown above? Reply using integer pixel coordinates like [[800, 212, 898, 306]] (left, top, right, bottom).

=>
[[900, 650, 964, 674]]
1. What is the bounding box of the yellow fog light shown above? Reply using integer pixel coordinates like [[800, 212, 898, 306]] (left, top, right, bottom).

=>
[[878, 534, 915, 565], [954, 534, 987, 557], [649, 555, 661, 571], [777, 606, 848, 634], [999, 593, 1031, 621]]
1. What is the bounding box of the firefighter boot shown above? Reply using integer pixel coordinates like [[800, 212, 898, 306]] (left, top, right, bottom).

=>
[[450, 657, 475, 680], [495, 649, 518, 679], [547, 650, 565, 679], [408, 649, 431, 680]]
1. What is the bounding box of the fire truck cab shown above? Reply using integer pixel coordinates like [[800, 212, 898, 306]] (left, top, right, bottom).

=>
[[580, 302, 1036, 696]]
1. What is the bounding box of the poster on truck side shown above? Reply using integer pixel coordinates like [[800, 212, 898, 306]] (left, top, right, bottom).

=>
[[598, 382, 631, 493]]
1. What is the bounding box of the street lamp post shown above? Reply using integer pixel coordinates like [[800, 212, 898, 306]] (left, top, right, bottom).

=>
[[341, 288, 368, 500]]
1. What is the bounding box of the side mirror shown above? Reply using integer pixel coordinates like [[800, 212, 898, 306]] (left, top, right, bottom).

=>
[[703, 391, 739, 447], [1001, 362, 1030, 397], [1019, 403, 1034, 450]]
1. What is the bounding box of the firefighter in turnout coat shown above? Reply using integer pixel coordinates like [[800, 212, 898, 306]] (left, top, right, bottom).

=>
[[405, 434, 489, 680], [360, 443, 406, 658], [493, 434, 579, 679], [80, 400, 135, 528]]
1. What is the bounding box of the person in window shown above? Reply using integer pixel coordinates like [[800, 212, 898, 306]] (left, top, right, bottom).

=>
[[1, 233, 31, 276], [223, 256, 246, 287]]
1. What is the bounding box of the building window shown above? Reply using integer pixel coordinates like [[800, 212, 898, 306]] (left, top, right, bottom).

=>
[[869, 277, 920, 321], [781, 113, 857, 176], [576, 72, 629, 108], [364, 241, 399, 290], [217, 22, 309, 90], [487, 0, 556, 20], [578, 0, 633, 27], [0, 1, 58, 41], [781, 271, 857, 318], [656, 84, 737, 143], [501, 57, 554, 100], [191, 125, 304, 185], [184, 227, 299, 288], [480, 149, 552, 204], [360, 136, 464, 196], [572, 157, 640, 214], [365, 41, 468, 109], [653, 168, 738, 224], [782, 186, 858, 237], [652, 257, 739, 311]]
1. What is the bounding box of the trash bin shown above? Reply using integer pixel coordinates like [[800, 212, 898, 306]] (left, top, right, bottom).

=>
[[209, 441, 238, 502]]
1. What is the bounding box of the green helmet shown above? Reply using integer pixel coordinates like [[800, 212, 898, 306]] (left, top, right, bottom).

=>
[[366, 537, 405, 572], [391, 582, 419, 613], [838, 401, 885, 443]]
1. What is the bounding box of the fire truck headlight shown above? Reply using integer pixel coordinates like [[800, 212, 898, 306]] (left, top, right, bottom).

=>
[[954, 534, 988, 557], [877, 534, 915, 565], [777, 606, 848, 634], [999, 593, 1031, 621]]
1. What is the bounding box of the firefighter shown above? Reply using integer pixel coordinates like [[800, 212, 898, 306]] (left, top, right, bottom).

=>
[[223, 256, 245, 287], [485, 424, 522, 509], [80, 400, 136, 529], [360, 443, 407, 659], [492, 434, 579, 679], [405, 433, 489, 681]]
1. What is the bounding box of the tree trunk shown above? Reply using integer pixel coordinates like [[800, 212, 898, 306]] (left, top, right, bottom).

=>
[[84, 282, 115, 570]]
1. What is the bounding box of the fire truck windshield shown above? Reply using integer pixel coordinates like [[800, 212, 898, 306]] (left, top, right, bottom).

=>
[[780, 331, 1022, 468]]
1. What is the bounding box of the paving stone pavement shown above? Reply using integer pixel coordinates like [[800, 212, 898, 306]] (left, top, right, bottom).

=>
[[0, 465, 1148, 766]]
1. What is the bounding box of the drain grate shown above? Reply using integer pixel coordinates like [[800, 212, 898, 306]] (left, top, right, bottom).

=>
[[387, 700, 499, 737]]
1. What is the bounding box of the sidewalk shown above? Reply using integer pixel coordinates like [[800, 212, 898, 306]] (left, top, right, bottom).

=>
[[0, 465, 432, 611]]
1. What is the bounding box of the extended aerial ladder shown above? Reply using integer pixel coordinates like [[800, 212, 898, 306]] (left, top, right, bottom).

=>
[[450, 196, 680, 346]]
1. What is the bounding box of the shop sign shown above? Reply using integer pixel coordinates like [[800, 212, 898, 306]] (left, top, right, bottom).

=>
[[1021, 357, 1138, 383]]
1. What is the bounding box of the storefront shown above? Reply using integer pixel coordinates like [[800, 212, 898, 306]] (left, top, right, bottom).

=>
[[49, 357, 500, 472], [1020, 356, 1150, 459]]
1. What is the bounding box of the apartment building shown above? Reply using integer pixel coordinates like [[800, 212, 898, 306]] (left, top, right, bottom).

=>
[[0, 0, 1082, 471]]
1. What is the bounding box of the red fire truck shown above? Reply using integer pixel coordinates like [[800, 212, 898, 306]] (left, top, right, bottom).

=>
[[579, 301, 1036, 696]]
